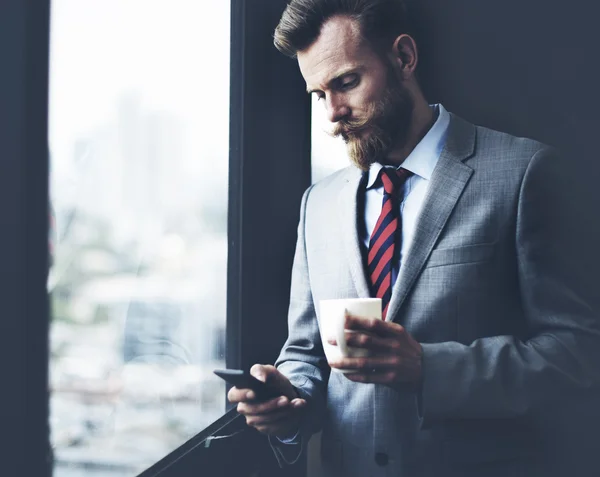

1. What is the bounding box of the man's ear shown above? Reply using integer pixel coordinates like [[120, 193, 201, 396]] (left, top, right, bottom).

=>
[[391, 34, 418, 77]]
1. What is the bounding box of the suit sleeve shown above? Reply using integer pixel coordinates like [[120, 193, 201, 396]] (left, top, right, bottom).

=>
[[269, 185, 330, 464], [417, 146, 600, 426]]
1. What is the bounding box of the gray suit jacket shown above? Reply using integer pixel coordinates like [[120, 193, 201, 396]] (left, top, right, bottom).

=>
[[274, 113, 600, 476]]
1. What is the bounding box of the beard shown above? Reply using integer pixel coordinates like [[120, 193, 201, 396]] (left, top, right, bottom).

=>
[[330, 68, 415, 171]]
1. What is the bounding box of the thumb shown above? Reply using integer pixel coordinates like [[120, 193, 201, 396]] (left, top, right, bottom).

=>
[[250, 364, 297, 399], [249, 364, 270, 383]]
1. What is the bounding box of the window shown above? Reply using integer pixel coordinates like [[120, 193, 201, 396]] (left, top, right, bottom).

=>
[[48, 1, 230, 475], [310, 96, 348, 183]]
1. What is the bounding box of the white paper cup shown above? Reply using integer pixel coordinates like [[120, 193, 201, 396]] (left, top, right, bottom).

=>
[[318, 298, 382, 373]]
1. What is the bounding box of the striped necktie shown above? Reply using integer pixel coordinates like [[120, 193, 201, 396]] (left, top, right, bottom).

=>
[[367, 167, 413, 319]]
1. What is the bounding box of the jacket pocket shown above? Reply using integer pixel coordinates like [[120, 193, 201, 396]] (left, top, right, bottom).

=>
[[426, 242, 495, 268]]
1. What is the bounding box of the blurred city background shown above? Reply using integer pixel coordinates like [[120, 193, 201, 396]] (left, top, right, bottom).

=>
[[49, 2, 229, 476]]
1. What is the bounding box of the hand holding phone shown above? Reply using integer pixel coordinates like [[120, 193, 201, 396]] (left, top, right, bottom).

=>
[[222, 364, 307, 437], [214, 368, 281, 401]]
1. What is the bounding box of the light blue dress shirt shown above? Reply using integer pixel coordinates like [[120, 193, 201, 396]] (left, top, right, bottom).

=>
[[362, 104, 450, 284]]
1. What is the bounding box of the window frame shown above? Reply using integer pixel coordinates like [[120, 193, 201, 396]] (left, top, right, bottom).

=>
[[1, 0, 52, 476]]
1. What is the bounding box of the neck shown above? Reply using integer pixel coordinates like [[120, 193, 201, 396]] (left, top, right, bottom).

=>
[[385, 99, 435, 166]]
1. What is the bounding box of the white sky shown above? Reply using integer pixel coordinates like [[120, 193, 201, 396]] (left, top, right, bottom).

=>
[[49, 0, 231, 168]]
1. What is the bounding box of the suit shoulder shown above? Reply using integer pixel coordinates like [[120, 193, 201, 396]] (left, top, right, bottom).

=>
[[468, 122, 555, 173], [306, 166, 360, 198], [475, 123, 551, 157]]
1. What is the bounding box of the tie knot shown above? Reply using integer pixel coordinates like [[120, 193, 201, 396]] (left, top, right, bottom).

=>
[[380, 167, 412, 196]]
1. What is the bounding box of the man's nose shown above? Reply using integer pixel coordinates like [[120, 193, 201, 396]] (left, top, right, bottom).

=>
[[325, 95, 350, 123]]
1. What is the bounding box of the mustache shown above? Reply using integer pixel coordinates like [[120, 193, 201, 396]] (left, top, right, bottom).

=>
[[328, 114, 373, 139]]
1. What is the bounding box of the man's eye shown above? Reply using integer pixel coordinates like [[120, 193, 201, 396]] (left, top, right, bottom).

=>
[[340, 77, 358, 90]]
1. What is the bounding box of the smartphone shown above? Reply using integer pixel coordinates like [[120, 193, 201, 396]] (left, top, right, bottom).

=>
[[213, 368, 282, 401]]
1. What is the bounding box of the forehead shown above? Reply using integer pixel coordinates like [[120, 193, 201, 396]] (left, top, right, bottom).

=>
[[297, 16, 381, 89]]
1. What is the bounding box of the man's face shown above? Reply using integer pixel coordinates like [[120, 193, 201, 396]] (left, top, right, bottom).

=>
[[298, 16, 414, 170]]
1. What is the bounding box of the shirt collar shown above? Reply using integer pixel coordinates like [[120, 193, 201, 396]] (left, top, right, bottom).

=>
[[366, 103, 450, 189]]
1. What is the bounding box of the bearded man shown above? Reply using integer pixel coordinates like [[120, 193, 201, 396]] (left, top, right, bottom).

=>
[[228, 1, 600, 476]]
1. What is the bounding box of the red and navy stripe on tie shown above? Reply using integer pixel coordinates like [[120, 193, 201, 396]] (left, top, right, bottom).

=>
[[367, 168, 412, 318]]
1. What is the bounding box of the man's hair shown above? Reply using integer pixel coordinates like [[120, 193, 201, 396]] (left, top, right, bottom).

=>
[[274, 0, 410, 58]]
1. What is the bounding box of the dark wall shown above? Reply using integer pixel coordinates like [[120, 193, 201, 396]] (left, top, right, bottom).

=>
[[412, 0, 600, 162]]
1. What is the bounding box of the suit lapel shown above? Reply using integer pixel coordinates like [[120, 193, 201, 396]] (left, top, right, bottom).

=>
[[387, 114, 477, 322], [338, 168, 371, 298]]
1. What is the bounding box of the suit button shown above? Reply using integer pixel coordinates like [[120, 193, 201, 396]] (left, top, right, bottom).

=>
[[375, 452, 389, 466]]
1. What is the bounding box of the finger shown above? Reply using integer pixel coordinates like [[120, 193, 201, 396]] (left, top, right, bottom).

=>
[[326, 334, 395, 355], [245, 406, 301, 426], [250, 364, 274, 383], [228, 386, 257, 403], [290, 398, 306, 409], [237, 395, 289, 415], [326, 330, 375, 346], [343, 331, 398, 351], [344, 313, 405, 337], [252, 401, 306, 435], [250, 364, 297, 400], [239, 398, 307, 418]]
